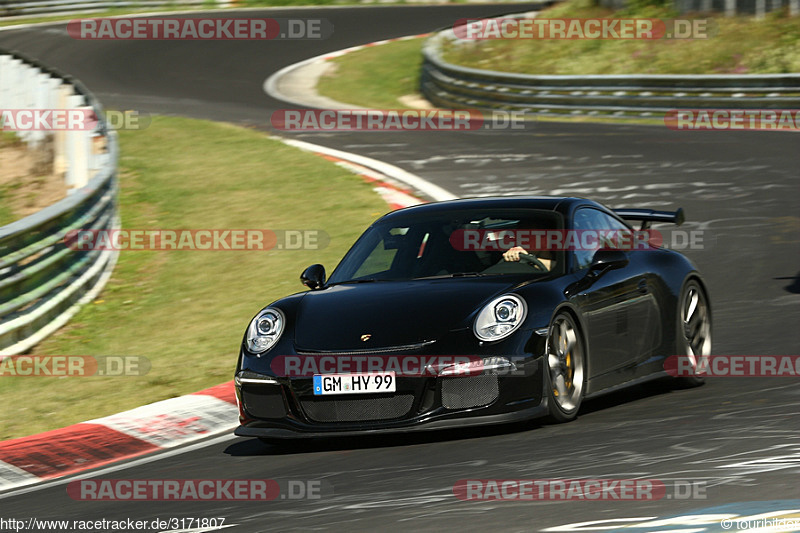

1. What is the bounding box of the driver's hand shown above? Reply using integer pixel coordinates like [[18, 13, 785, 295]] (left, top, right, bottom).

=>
[[503, 246, 529, 262]]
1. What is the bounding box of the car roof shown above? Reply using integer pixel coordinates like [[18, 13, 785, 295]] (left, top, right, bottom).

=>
[[378, 196, 598, 222]]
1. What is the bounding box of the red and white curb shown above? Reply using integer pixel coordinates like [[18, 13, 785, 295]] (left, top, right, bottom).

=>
[[0, 381, 237, 491], [327, 156, 422, 210]]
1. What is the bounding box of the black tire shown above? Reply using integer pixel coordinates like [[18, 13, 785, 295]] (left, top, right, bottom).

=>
[[674, 279, 711, 388], [545, 312, 586, 423]]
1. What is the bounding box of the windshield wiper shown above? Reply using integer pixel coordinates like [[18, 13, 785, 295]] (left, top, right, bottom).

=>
[[328, 278, 382, 285], [415, 272, 484, 280]]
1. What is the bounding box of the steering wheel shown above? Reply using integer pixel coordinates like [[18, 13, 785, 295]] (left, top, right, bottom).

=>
[[519, 252, 548, 272]]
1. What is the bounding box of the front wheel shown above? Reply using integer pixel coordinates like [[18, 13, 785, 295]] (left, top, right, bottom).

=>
[[674, 279, 712, 388], [545, 312, 586, 423]]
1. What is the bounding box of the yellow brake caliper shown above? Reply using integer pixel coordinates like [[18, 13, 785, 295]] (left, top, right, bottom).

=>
[[553, 332, 573, 397], [565, 352, 573, 389]]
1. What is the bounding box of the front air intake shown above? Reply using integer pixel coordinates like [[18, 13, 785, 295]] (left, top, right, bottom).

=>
[[301, 395, 415, 422], [441, 375, 499, 409]]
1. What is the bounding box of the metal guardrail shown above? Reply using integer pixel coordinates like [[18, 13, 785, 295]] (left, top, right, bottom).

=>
[[0, 48, 118, 355], [421, 21, 800, 117]]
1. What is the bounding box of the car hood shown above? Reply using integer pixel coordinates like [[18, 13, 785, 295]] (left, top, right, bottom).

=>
[[293, 278, 523, 351]]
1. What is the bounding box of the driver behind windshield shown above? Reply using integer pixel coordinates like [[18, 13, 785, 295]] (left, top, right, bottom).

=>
[[502, 246, 553, 271]]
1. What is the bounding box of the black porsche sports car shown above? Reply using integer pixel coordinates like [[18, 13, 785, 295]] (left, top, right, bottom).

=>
[[234, 196, 711, 438]]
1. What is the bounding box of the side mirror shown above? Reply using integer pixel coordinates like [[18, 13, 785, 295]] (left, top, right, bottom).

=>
[[301, 264, 326, 290], [589, 250, 629, 275]]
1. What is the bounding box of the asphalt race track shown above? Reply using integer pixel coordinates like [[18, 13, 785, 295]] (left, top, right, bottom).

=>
[[1, 5, 798, 531]]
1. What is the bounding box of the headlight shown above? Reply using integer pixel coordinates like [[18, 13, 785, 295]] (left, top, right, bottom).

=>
[[473, 294, 527, 342], [246, 308, 285, 354]]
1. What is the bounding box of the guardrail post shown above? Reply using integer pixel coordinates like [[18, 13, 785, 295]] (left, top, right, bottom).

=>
[[30, 70, 51, 148], [0, 55, 11, 118], [65, 93, 87, 189], [9, 58, 28, 142], [21, 63, 35, 145], [54, 83, 72, 179], [72, 105, 92, 190], [24, 65, 38, 144]]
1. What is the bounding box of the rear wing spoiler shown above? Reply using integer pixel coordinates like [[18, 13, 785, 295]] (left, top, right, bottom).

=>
[[612, 208, 685, 230]]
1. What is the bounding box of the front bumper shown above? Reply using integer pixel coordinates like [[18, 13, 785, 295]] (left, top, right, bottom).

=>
[[234, 331, 548, 437], [234, 402, 549, 438]]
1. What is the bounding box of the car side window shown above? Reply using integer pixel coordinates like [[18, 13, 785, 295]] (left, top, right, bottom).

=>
[[572, 208, 631, 270]]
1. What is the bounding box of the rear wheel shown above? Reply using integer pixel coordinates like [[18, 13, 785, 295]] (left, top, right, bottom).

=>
[[675, 279, 711, 388], [546, 312, 586, 422]]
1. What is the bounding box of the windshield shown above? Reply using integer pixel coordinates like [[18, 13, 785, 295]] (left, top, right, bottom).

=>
[[328, 208, 565, 284]]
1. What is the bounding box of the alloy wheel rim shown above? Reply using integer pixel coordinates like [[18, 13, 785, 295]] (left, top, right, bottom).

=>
[[682, 286, 712, 371], [548, 315, 584, 411]]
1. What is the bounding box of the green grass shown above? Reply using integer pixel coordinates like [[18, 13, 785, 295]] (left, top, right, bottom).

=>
[[315, 3, 799, 121], [238, 0, 346, 6], [317, 38, 426, 109], [313, 36, 665, 122], [0, 133, 22, 226], [236, 0, 503, 5], [0, 188, 15, 226], [0, 116, 390, 440], [442, 0, 800, 74]]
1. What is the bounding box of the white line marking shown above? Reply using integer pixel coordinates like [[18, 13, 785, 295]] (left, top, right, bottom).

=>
[[0, 461, 39, 491], [278, 137, 456, 202]]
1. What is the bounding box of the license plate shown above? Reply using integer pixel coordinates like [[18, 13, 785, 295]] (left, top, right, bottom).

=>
[[313, 372, 396, 395]]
